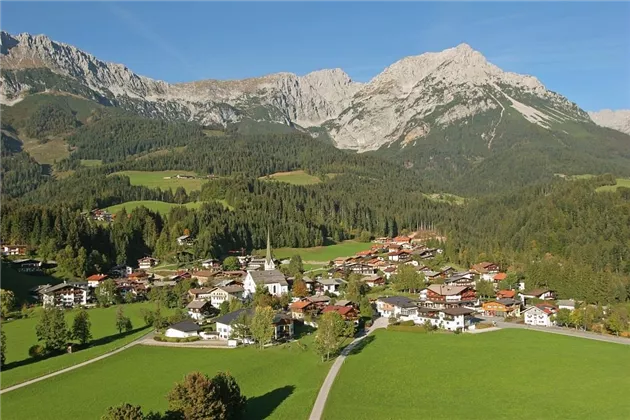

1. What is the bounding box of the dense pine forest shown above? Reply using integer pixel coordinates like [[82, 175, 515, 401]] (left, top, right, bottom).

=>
[[1, 102, 630, 305]]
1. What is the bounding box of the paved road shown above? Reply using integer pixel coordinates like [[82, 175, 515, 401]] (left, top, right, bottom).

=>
[[0, 330, 154, 395], [309, 317, 388, 420], [495, 320, 630, 345]]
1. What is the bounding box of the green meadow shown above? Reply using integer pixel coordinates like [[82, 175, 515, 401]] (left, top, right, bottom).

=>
[[1, 302, 171, 388], [324, 329, 630, 419], [596, 178, 630, 192], [109, 170, 208, 192], [259, 170, 323, 186], [262, 240, 373, 262]]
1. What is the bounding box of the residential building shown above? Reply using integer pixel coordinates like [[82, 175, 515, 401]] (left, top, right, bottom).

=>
[[191, 270, 215, 285], [344, 262, 377, 275], [2, 244, 27, 256], [361, 274, 385, 288], [201, 259, 221, 270], [557, 299, 576, 311], [493, 273, 508, 284], [376, 296, 418, 318], [415, 307, 477, 331], [388, 250, 411, 262], [289, 300, 313, 320], [481, 299, 521, 317], [419, 285, 477, 309], [176, 235, 194, 246], [214, 308, 294, 341], [208, 285, 244, 309], [496, 289, 516, 299], [322, 305, 359, 322], [243, 270, 288, 297], [307, 295, 331, 311], [520, 288, 555, 303], [138, 257, 159, 270], [41, 282, 90, 307], [443, 272, 475, 288], [186, 300, 214, 321], [109, 265, 133, 278], [471, 262, 500, 281], [315, 278, 346, 296], [523, 304, 558, 327], [86, 274, 109, 288], [188, 287, 215, 301], [165, 321, 200, 338]]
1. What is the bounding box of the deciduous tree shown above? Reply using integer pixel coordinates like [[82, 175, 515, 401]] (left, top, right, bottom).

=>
[[314, 311, 354, 361], [71, 309, 92, 345], [101, 403, 144, 420], [0, 289, 15, 318], [249, 306, 275, 349], [36, 307, 69, 352]]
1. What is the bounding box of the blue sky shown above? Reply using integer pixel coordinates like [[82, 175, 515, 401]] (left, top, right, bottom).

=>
[[2, 2, 629, 110]]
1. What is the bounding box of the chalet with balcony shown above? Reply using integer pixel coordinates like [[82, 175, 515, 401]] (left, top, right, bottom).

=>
[[376, 296, 418, 319], [2, 244, 27, 256], [208, 285, 244, 309], [482, 299, 521, 317], [523, 303, 558, 327], [322, 305, 359, 322], [41, 282, 90, 308], [471, 262, 500, 281], [415, 307, 476, 331], [290, 300, 313, 320], [419, 285, 477, 309], [138, 257, 159, 270], [520, 288, 555, 303], [186, 300, 215, 321], [443, 272, 475, 288]]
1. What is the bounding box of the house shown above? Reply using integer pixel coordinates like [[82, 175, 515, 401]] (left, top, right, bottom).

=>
[[493, 273, 508, 284], [208, 285, 244, 309], [557, 299, 576, 311], [302, 276, 315, 291], [520, 288, 555, 303], [315, 278, 346, 296], [482, 299, 521, 317], [41, 282, 90, 307], [307, 295, 331, 311], [138, 257, 159, 270], [201, 259, 221, 270], [191, 270, 215, 285], [419, 285, 477, 309], [415, 307, 477, 331], [214, 308, 294, 341], [471, 262, 500, 281], [12, 259, 42, 273], [413, 248, 437, 259], [496, 289, 516, 299], [333, 257, 351, 267], [356, 250, 373, 258], [376, 296, 418, 319], [361, 274, 385, 288], [243, 270, 288, 297], [335, 299, 354, 307], [440, 266, 456, 277], [30, 284, 52, 302], [165, 321, 200, 338], [382, 266, 397, 280], [186, 300, 214, 321], [422, 270, 442, 282], [86, 274, 109, 288], [322, 305, 359, 321], [188, 287, 215, 301], [523, 304, 558, 327], [388, 250, 411, 262], [128, 270, 149, 281], [393, 236, 412, 245], [2, 244, 27, 256], [443, 272, 475, 288], [289, 300, 313, 320], [176, 235, 194, 246], [109, 265, 133, 278], [344, 262, 377, 275]]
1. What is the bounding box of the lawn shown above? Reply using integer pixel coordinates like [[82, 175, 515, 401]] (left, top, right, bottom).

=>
[[1, 340, 330, 420], [262, 240, 373, 262], [259, 170, 322, 186], [1, 302, 171, 388], [323, 329, 630, 419], [109, 170, 209, 192], [596, 178, 630, 192]]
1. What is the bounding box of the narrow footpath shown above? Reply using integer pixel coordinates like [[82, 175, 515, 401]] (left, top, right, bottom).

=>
[[308, 317, 388, 420], [0, 331, 153, 395], [496, 321, 630, 345]]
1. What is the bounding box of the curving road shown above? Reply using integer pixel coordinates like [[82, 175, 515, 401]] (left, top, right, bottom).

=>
[[309, 317, 388, 420]]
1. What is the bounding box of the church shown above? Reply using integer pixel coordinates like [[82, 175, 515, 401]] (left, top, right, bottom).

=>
[[243, 229, 288, 297]]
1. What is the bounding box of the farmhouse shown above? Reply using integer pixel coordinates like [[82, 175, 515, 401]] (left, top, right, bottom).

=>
[[86, 274, 109, 288], [443, 272, 475, 287], [214, 308, 294, 341], [419, 285, 477, 309], [186, 300, 214, 321], [345, 262, 377, 275], [322, 305, 359, 321], [41, 282, 90, 307], [289, 300, 313, 320], [523, 303, 558, 327], [361, 274, 385, 288], [482, 299, 521, 317], [415, 307, 477, 331], [388, 250, 411, 262], [243, 270, 288, 297], [201, 258, 221, 270], [376, 296, 418, 318], [165, 321, 200, 338], [138, 257, 159, 270]]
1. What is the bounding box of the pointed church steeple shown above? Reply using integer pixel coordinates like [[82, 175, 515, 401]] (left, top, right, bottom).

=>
[[264, 227, 275, 271]]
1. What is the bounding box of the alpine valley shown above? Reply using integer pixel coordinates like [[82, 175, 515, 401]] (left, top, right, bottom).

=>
[[1, 31, 630, 194]]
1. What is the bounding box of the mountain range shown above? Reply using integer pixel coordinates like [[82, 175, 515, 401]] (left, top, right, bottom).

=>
[[1, 31, 629, 192]]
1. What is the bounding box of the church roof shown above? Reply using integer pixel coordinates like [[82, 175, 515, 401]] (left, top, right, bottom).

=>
[[248, 269, 288, 286]]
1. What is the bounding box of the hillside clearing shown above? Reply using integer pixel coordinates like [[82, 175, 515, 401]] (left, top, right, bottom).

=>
[[104, 199, 232, 214], [323, 329, 630, 419], [109, 170, 208, 192], [259, 170, 322, 186], [596, 178, 630, 192], [259, 240, 372, 262]]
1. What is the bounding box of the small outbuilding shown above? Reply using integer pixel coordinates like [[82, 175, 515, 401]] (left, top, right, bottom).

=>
[[165, 321, 200, 338]]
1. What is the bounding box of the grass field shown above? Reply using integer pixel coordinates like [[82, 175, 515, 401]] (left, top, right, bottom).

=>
[[1, 265, 61, 304], [110, 171, 208, 192], [596, 178, 630, 192], [1, 340, 330, 420], [79, 159, 102, 167], [20, 135, 70, 165], [323, 329, 630, 419], [423, 192, 466, 205], [261, 240, 373, 262], [1, 302, 171, 388], [104, 199, 232, 215], [259, 170, 322, 186]]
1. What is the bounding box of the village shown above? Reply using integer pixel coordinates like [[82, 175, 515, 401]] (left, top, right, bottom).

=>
[[4, 229, 603, 349]]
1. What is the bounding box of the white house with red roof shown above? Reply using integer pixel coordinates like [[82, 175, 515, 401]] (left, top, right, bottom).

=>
[[523, 303, 558, 327], [86, 274, 109, 288]]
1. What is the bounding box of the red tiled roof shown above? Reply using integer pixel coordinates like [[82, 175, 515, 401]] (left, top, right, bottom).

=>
[[86, 274, 108, 282], [493, 273, 507, 281], [322, 305, 355, 316], [497, 290, 516, 299], [290, 301, 312, 310]]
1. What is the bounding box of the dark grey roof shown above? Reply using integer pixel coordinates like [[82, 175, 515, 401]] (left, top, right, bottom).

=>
[[442, 307, 476, 316], [496, 298, 519, 306], [248, 270, 288, 286], [214, 308, 252, 326], [378, 296, 417, 308], [168, 321, 200, 332], [41, 282, 88, 294]]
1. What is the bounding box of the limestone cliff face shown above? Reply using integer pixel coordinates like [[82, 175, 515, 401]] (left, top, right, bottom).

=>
[[0, 31, 597, 151], [588, 109, 630, 135]]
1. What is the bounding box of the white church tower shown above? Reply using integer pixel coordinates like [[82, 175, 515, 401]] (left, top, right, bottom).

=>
[[264, 227, 276, 271]]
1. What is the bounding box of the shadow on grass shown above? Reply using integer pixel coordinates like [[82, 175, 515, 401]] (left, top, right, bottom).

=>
[[345, 334, 376, 357], [293, 323, 316, 339], [246, 385, 295, 419], [1, 326, 147, 371]]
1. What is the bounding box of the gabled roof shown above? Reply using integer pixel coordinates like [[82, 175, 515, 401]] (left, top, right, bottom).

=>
[[248, 270, 288, 285], [322, 305, 356, 316], [496, 290, 516, 299], [214, 308, 251, 326], [41, 282, 88, 294], [186, 300, 211, 309], [496, 298, 519, 306], [214, 285, 244, 294], [335, 299, 353, 307], [523, 288, 550, 297], [168, 320, 200, 332], [425, 284, 470, 296], [307, 295, 331, 303], [86, 274, 108, 282], [493, 273, 508, 281], [189, 287, 215, 295], [378, 296, 417, 308], [442, 307, 475, 316], [290, 300, 312, 310]]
